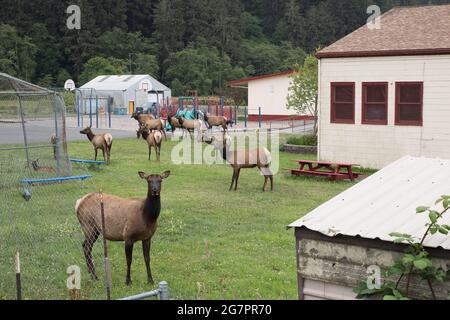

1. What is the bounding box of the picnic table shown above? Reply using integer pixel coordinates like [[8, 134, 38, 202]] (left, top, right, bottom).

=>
[[288, 159, 360, 181]]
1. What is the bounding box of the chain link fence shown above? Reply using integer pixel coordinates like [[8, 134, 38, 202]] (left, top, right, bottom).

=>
[[0, 74, 108, 299]]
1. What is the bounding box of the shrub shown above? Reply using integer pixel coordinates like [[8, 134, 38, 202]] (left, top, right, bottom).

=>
[[286, 134, 317, 146]]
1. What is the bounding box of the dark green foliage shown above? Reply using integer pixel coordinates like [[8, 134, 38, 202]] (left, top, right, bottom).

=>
[[0, 0, 447, 90], [286, 134, 317, 146]]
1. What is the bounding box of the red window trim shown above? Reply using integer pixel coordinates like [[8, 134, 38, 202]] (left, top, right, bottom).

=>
[[330, 82, 355, 124], [395, 82, 423, 126], [361, 82, 388, 125]]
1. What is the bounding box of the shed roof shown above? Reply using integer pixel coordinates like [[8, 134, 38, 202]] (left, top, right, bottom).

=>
[[289, 156, 450, 250], [228, 70, 295, 86], [317, 4, 450, 58], [80, 74, 170, 92]]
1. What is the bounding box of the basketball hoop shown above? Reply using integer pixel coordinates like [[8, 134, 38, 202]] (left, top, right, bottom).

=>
[[64, 79, 76, 91]]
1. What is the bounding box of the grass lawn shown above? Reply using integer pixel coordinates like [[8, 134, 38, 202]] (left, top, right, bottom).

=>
[[0, 136, 365, 300]]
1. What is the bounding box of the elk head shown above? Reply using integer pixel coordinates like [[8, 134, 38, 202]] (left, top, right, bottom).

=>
[[138, 171, 171, 196]]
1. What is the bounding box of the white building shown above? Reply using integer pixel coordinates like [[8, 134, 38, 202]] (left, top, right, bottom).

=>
[[229, 70, 312, 121], [80, 74, 171, 115], [317, 4, 450, 169], [289, 156, 450, 300]]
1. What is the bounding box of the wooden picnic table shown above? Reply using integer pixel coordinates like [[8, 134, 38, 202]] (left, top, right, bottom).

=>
[[288, 159, 360, 181]]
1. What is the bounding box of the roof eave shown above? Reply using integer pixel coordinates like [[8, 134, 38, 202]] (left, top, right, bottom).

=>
[[316, 48, 450, 59]]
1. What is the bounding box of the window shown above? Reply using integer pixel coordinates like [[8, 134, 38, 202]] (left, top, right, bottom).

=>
[[331, 83, 355, 124], [395, 82, 423, 126], [362, 82, 388, 125]]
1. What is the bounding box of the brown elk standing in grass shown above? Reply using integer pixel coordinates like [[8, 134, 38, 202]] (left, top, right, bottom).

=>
[[75, 170, 171, 285], [204, 114, 231, 132], [79, 126, 113, 164], [202, 133, 273, 191], [177, 117, 202, 139], [138, 124, 163, 161]]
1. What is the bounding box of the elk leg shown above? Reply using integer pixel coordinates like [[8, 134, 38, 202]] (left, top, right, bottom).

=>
[[157, 146, 160, 161], [269, 175, 274, 191], [125, 240, 134, 286], [142, 239, 154, 284], [234, 168, 241, 191], [229, 169, 237, 191], [82, 229, 99, 280], [148, 145, 151, 160], [162, 129, 167, 141], [94, 148, 98, 161], [262, 176, 268, 192]]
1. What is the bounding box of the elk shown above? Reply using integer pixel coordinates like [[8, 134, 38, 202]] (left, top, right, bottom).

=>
[[202, 133, 273, 191], [131, 112, 155, 123], [177, 117, 202, 139], [30, 159, 54, 173], [79, 126, 113, 164], [167, 114, 183, 134], [75, 170, 171, 285], [137, 119, 166, 141], [204, 114, 231, 132], [138, 124, 163, 161]]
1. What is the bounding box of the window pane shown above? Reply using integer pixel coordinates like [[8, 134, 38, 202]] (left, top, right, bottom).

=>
[[399, 103, 421, 121], [366, 85, 386, 103], [399, 85, 421, 103], [335, 103, 353, 120], [366, 104, 386, 121], [335, 86, 353, 103]]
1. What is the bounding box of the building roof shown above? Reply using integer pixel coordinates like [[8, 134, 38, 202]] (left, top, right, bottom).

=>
[[317, 4, 450, 59], [80, 74, 170, 92], [289, 156, 450, 250], [228, 70, 295, 86]]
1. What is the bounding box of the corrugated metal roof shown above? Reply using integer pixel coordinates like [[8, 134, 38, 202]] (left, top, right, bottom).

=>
[[80, 75, 170, 92], [289, 156, 450, 250]]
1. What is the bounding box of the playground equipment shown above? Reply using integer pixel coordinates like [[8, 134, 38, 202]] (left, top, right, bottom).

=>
[[75, 88, 112, 129]]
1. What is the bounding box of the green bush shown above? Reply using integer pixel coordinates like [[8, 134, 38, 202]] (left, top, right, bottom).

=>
[[286, 134, 317, 146]]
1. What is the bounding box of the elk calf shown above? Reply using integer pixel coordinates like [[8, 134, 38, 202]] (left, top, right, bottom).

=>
[[204, 114, 231, 132], [75, 170, 171, 285], [79, 126, 113, 164]]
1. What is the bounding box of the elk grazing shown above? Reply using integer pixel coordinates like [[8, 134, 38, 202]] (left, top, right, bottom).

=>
[[204, 114, 231, 132], [138, 124, 163, 161], [202, 133, 273, 191], [79, 126, 113, 164], [177, 117, 202, 139], [75, 170, 171, 285]]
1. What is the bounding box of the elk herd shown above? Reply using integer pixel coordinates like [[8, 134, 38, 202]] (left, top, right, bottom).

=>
[[72, 110, 273, 286]]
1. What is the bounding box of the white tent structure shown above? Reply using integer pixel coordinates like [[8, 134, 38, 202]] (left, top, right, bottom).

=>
[[80, 74, 171, 115]]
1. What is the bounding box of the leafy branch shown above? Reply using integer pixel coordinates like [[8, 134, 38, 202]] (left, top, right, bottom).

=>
[[354, 195, 450, 300]]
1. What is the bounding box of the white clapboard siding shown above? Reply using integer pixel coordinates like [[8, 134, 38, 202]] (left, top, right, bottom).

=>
[[319, 55, 450, 169]]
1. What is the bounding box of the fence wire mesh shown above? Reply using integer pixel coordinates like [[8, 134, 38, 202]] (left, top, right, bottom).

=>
[[0, 74, 108, 299]]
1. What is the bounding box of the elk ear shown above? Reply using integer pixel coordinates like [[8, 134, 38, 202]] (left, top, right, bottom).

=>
[[138, 171, 148, 179], [160, 170, 171, 179]]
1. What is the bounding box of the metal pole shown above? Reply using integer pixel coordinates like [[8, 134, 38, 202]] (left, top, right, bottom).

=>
[[15, 251, 22, 300], [76, 92, 80, 127], [89, 95, 92, 127], [221, 96, 224, 116], [18, 95, 31, 168], [159, 281, 170, 300], [208, 96, 210, 114], [100, 191, 111, 300], [96, 96, 99, 128], [108, 96, 111, 128], [258, 107, 262, 128], [229, 106, 233, 128], [234, 105, 238, 125], [53, 93, 62, 175], [244, 107, 247, 129]]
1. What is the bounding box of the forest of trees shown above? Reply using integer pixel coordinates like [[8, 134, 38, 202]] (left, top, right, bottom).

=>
[[0, 0, 448, 96]]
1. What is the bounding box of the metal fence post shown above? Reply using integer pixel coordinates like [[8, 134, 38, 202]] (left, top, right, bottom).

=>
[[258, 107, 262, 128], [244, 107, 247, 128], [96, 96, 99, 128], [234, 105, 238, 126], [221, 96, 224, 116], [159, 281, 169, 300], [108, 96, 112, 128]]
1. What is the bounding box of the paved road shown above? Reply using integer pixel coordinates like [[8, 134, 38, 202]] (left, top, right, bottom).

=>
[[0, 120, 135, 145]]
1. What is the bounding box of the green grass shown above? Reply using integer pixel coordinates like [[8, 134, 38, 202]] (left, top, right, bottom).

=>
[[0, 137, 366, 300]]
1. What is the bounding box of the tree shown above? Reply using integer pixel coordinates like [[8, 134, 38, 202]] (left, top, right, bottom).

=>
[[286, 54, 318, 135], [134, 54, 160, 76], [79, 56, 127, 85]]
